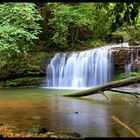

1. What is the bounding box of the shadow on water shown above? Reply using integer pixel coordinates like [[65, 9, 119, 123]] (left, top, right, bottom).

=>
[[0, 88, 140, 137]]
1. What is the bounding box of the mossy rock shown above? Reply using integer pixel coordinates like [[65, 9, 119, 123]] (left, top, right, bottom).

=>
[[58, 132, 82, 139], [28, 126, 48, 134], [0, 77, 43, 87]]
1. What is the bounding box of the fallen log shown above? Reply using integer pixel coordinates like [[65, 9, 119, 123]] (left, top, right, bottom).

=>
[[62, 75, 140, 97]]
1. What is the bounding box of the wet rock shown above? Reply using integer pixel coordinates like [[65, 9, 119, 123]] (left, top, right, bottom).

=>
[[28, 126, 48, 134], [46, 132, 55, 136], [38, 132, 58, 138], [131, 57, 140, 70], [58, 132, 82, 139], [111, 46, 140, 70], [74, 112, 79, 114], [112, 49, 130, 66], [0, 123, 4, 126], [0, 123, 4, 131], [49, 135, 58, 138], [104, 34, 124, 43]]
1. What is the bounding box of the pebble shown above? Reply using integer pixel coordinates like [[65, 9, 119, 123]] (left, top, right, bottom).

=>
[[75, 112, 79, 114]]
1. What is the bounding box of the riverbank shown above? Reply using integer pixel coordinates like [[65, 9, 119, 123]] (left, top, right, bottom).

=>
[[0, 77, 44, 88], [0, 124, 82, 138]]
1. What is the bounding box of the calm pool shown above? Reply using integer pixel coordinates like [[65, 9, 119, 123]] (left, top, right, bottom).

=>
[[0, 87, 140, 137]]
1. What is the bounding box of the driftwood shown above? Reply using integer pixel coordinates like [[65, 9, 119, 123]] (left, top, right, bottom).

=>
[[62, 75, 140, 97], [111, 115, 140, 137]]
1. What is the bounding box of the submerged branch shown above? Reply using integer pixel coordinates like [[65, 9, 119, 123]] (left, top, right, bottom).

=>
[[111, 115, 140, 137]]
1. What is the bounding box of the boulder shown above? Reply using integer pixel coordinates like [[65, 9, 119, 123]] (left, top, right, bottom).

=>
[[111, 46, 140, 70]]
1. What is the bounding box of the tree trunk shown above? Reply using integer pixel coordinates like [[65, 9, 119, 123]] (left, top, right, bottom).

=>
[[62, 75, 140, 97], [35, 3, 52, 39]]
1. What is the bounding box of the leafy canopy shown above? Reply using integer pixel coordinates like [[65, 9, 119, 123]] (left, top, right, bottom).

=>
[[47, 3, 92, 48], [0, 3, 43, 57]]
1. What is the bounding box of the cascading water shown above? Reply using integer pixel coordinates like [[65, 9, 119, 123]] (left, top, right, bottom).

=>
[[125, 49, 140, 77], [45, 43, 129, 88], [125, 52, 134, 77]]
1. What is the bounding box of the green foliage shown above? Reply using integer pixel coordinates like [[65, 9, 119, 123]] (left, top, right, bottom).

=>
[[0, 52, 46, 77], [46, 3, 92, 49], [113, 25, 140, 42], [108, 3, 140, 32], [88, 39, 110, 48], [114, 69, 140, 80], [31, 53, 46, 65], [0, 3, 42, 59], [1, 2, 140, 80], [0, 77, 43, 87], [129, 72, 140, 77], [89, 3, 113, 38], [28, 125, 48, 134], [114, 69, 126, 80], [46, 3, 120, 49]]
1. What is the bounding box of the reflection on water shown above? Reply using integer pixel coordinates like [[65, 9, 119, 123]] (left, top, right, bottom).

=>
[[0, 88, 140, 137]]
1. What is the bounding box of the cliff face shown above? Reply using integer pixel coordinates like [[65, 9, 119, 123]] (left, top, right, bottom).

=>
[[112, 45, 140, 70]]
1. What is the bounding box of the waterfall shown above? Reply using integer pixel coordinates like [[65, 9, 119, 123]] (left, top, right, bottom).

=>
[[45, 43, 129, 88], [125, 49, 140, 77], [125, 52, 134, 77]]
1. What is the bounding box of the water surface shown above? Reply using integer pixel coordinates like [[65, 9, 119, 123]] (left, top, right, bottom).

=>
[[0, 88, 140, 137]]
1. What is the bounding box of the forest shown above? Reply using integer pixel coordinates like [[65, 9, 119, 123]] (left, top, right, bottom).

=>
[[1, 2, 140, 86], [0, 2, 140, 138]]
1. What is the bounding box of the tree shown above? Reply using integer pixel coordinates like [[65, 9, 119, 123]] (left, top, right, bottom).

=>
[[45, 2, 118, 49], [46, 3, 92, 49], [0, 3, 42, 57], [107, 3, 140, 32], [0, 2, 43, 68]]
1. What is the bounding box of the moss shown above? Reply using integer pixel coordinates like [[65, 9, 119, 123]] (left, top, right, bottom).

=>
[[129, 72, 140, 77], [89, 39, 113, 48], [113, 68, 140, 80], [113, 69, 126, 80], [30, 53, 46, 65], [0, 77, 43, 87], [28, 125, 48, 134], [61, 39, 114, 52], [58, 132, 82, 139], [114, 73, 125, 80], [114, 25, 140, 44]]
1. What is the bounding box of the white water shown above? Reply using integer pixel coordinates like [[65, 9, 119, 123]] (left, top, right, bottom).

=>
[[45, 43, 129, 88], [125, 52, 134, 77]]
